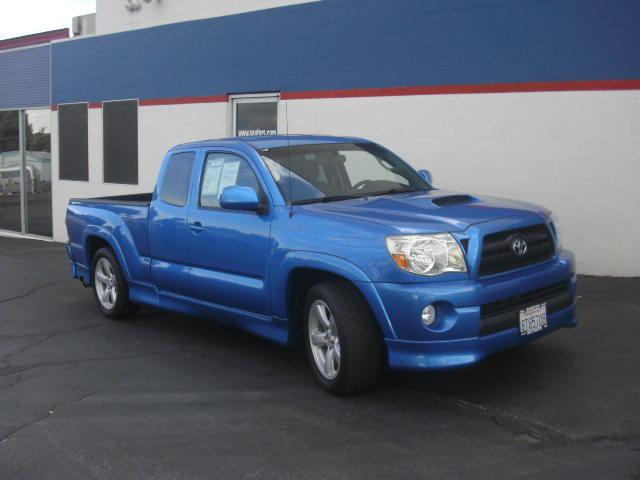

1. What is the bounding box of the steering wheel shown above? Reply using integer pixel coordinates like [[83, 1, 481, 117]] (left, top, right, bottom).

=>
[[353, 179, 374, 190]]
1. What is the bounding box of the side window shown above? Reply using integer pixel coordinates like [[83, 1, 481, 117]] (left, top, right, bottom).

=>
[[160, 152, 195, 207], [200, 152, 261, 209]]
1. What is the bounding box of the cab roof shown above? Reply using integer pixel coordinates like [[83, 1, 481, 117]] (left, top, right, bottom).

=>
[[172, 134, 371, 151]]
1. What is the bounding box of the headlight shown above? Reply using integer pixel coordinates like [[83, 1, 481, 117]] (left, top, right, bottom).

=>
[[386, 234, 467, 276], [547, 212, 562, 250]]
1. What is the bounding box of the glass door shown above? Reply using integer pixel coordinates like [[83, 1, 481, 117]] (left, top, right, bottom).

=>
[[0, 110, 21, 233], [0, 109, 52, 237], [25, 109, 52, 237]]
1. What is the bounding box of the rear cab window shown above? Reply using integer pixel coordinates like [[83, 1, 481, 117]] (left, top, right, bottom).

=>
[[160, 152, 196, 206]]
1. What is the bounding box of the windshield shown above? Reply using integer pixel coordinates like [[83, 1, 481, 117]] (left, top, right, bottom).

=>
[[260, 142, 431, 205]]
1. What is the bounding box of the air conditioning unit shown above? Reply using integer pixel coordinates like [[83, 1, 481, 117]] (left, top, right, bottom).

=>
[[72, 13, 96, 37], [125, 0, 157, 11]]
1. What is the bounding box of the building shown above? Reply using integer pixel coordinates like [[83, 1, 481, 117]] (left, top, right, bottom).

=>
[[3, 0, 640, 276], [0, 29, 69, 237]]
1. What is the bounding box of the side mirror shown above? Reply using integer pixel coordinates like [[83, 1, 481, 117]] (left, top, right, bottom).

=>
[[220, 186, 262, 212], [418, 169, 433, 185]]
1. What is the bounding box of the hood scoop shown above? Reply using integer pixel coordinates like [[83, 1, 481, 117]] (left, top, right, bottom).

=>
[[430, 195, 480, 207]]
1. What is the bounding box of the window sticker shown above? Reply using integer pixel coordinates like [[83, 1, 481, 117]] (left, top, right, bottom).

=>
[[201, 158, 224, 197], [218, 160, 241, 194]]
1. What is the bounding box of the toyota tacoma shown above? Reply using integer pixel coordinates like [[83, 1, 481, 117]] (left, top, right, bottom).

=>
[[66, 135, 576, 393]]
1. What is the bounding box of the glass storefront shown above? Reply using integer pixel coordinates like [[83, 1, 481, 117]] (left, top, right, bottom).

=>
[[0, 109, 52, 236]]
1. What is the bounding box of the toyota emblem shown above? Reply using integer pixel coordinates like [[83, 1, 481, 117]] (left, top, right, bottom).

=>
[[511, 237, 528, 256]]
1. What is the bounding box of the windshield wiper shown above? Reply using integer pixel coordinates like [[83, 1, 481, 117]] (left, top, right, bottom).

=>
[[292, 195, 365, 205], [366, 187, 423, 197], [292, 189, 424, 205]]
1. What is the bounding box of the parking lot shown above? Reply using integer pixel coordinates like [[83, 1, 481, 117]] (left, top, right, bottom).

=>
[[0, 236, 638, 479]]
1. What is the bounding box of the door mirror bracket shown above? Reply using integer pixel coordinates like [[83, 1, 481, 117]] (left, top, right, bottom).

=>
[[418, 169, 433, 186]]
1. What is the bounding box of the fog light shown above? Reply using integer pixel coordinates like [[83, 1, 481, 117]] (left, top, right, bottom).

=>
[[421, 304, 436, 326]]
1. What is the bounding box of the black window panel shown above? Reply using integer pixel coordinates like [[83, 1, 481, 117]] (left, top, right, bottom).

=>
[[103, 100, 138, 184], [58, 103, 88, 181], [160, 152, 195, 207]]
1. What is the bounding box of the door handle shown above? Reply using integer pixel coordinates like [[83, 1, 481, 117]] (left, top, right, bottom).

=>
[[189, 221, 204, 234]]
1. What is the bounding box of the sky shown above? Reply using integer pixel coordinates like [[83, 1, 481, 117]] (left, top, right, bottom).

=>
[[0, 0, 96, 40]]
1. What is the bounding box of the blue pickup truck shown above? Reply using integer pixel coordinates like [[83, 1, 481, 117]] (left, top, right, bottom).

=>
[[66, 135, 576, 393]]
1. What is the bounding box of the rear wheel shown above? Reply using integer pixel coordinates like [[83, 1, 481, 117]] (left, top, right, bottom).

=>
[[92, 247, 138, 319], [304, 281, 383, 394]]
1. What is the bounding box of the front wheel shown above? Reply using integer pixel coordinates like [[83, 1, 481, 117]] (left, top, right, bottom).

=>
[[92, 247, 139, 319], [304, 281, 383, 394]]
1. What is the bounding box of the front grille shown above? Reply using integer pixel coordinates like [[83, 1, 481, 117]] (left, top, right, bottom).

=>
[[480, 281, 572, 336], [479, 224, 554, 276]]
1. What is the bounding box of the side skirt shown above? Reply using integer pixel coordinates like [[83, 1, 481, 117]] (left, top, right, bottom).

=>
[[156, 291, 290, 346]]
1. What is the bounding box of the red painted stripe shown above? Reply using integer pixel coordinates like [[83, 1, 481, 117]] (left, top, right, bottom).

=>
[[0, 28, 69, 51], [281, 79, 640, 100], [51, 79, 640, 111], [139, 94, 228, 106], [51, 102, 100, 111]]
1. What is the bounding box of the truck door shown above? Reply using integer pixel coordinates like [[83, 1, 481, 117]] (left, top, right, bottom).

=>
[[148, 150, 196, 296], [186, 149, 272, 316]]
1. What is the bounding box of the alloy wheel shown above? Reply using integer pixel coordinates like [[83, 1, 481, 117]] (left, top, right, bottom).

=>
[[94, 257, 118, 310], [308, 299, 341, 379]]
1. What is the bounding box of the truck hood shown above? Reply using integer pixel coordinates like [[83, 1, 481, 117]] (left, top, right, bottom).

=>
[[297, 190, 550, 233]]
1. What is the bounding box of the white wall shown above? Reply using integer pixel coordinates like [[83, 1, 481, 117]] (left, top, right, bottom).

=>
[[285, 90, 640, 276], [51, 102, 228, 241], [51, 90, 640, 276], [96, 0, 320, 35]]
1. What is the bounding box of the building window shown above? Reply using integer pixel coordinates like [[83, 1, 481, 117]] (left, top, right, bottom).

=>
[[231, 94, 279, 137], [58, 103, 88, 181], [103, 99, 138, 184], [160, 152, 195, 207]]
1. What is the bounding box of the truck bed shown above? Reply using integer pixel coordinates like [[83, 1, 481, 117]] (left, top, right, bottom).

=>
[[69, 193, 153, 206], [66, 193, 153, 276]]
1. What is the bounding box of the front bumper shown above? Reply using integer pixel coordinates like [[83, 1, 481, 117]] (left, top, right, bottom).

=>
[[372, 250, 577, 371], [385, 301, 576, 370]]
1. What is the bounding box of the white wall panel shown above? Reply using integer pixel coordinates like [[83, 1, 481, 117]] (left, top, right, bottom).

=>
[[51, 102, 227, 241], [52, 90, 640, 276], [285, 90, 640, 276], [96, 0, 319, 35]]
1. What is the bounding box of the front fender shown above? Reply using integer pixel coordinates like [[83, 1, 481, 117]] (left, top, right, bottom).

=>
[[272, 251, 397, 339]]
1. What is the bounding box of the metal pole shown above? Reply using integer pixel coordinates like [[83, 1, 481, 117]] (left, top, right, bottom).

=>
[[18, 110, 28, 234]]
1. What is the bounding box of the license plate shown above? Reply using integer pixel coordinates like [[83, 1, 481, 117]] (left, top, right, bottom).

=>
[[519, 303, 548, 336]]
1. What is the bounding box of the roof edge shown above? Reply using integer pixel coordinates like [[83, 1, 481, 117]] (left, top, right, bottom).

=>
[[171, 134, 371, 150], [0, 28, 69, 52]]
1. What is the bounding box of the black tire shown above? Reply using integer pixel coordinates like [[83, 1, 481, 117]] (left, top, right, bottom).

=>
[[303, 280, 383, 394], [91, 247, 139, 319]]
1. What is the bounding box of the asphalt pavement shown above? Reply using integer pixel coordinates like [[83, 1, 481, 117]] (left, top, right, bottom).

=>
[[0, 236, 638, 479]]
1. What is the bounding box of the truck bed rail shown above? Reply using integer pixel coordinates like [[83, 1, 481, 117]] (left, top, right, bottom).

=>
[[69, 193, 153, 206]]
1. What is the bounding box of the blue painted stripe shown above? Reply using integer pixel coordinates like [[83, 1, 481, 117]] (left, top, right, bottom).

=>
[[0, 45, 50, 109], [52, 0, 640, 104]]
